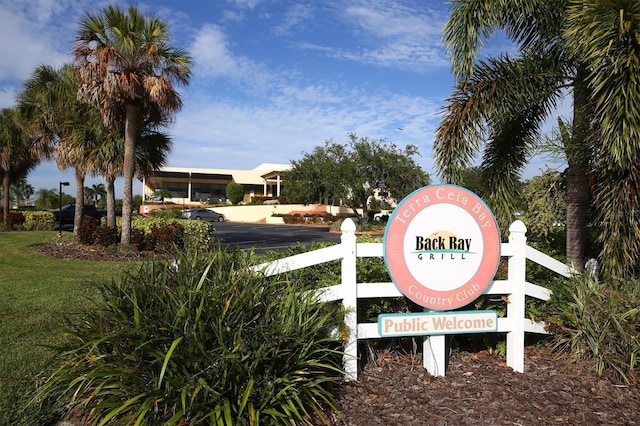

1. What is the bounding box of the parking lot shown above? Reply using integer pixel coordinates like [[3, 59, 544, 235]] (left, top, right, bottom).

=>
[[213, 222, 341, 253]]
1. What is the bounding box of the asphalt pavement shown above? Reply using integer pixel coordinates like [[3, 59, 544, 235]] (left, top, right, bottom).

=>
[[213, 222, 341, 253]]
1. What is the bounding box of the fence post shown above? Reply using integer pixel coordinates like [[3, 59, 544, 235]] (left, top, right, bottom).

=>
[[506, 220, 527, 372], [340, 218, 358, 381]]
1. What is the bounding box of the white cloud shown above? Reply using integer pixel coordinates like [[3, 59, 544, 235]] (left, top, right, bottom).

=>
[[189, 23, 276, 95], [325, 1, 450, 71], [274, 3, 313, 35], [0, 87, 17, 109], [224, 0, 265, 9], [0, 8, 70, 81]]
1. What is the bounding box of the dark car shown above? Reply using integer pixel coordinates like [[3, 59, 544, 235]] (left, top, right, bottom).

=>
[[53, 204, 103, 228], [181, 208, 225, 222]]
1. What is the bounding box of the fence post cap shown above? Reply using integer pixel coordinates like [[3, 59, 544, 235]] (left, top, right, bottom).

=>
[[509, 220, 527, 234], [341, 218, 357, 232]]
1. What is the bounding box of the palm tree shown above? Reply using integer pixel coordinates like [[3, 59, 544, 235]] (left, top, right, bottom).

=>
[[0, 108, 38, 224], [435, 0, 640, 277], [86, 129, 172, 228], [18, 64, 106, 239], [84, 182, 106, 206], [11, 178, 35, 207], [73, 4, 191, 244], [35, 188, 59, 210]]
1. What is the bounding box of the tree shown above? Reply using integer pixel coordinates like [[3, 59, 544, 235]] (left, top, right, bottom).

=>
[[226, 182, 244, 205], [521, 169, 567, 246], [73, 4, 191, 245], [11, 178, 35, 207], [435, 0, 640, 277], [18, 64, 105, 239], [36, 188, 74, 210], [284, 133, 430, 221], [0, 108, 38, 224], [86, 129, 172, 227], [283, 142, 346, 205], [84, 183, 106, 206]]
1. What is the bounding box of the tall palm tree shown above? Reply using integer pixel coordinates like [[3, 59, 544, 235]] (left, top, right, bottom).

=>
[[435, 0, 640, 277], [564, 1, 640, 278], [73, 4, 191, 244], [18, 64, 106, 239], [0, 108, 38, 224], [86, 129, 172, 228]]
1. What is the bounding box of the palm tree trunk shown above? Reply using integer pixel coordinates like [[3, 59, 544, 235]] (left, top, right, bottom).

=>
[[566, 66, 592, 270], [106, 175, 116, 229], [566, 162, 590, 269], [120, 104, 138, 245], [74, 168, 86, 241], [2, 173, 10, 225]]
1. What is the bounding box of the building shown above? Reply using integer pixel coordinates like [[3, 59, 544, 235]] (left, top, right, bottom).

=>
[[142, 163, 291, 204]]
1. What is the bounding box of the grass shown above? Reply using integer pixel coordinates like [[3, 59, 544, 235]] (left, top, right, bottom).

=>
[[0, 231, 132, 425]]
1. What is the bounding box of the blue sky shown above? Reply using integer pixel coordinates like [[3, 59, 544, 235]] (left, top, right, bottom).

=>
[[0, 0, 565, 198]]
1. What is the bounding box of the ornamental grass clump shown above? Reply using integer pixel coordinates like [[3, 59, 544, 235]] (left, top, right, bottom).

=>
[[553, 273, 640, 383], [32, 249, 346, 425]]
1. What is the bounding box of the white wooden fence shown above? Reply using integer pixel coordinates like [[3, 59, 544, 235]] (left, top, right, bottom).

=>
[[251, 218, 572, 381]]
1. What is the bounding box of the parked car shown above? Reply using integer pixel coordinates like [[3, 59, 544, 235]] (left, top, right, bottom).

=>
[[181, 208, 225, 222], [52, 204, 123, 229], [53, 204, 104, 228], [373, 210, 392, 222]]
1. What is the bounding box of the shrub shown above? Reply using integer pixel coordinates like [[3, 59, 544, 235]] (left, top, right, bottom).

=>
[[130, 227, 147, 251], [552, 274, 640, 383], [182, 220, 215, 252], [131, 217, 215, 252], [150, 222, 184, 253], [92, 225, 120, 247], [6, 211, 25, 230], [226, 182, 244, 205], [76, 216, 100, 245], [32, 250, 346, 425], [150, 208, 183, 219], [23, 211, 55, 231]]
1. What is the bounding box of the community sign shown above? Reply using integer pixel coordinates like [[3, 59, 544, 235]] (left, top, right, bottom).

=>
[[383, 184, 501, 311]]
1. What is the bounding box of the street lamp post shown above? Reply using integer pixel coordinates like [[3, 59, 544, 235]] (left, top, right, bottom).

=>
[[58, 181, 69, 236]]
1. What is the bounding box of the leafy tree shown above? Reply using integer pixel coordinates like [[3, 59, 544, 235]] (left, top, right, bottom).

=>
[[285, 133, 430, 221], [284, 142, 345, 205], [11, 178, 35, 207], [0, 108, 38, 224], [73, 4, 191, 245], [226, 182, 244, 205], [521, 169, 566, 246], [436, 0, 640, 277], [35, 188, 74, 210], [132, 194, 143, 211]]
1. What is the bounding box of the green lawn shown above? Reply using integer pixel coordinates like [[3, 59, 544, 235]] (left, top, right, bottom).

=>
[[0, 232, 131, 425]]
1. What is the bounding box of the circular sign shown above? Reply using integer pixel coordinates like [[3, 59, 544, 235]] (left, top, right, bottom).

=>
[[383, 184, 501, 311]]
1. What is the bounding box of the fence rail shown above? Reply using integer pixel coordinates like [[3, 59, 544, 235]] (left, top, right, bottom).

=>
[[251, 218, 572, 381]]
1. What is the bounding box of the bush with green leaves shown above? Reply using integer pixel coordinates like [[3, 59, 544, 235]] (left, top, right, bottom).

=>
[[150, 207, 183, 219], [132, 217, 215, 252], [32, 249, 346, 425], [226, 182, 244, 205], [552, 274, 640, 383], [22, 210, 55, 231]]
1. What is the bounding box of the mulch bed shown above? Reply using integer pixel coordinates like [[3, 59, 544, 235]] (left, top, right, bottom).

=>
[[332, 345, 639, 425], [32, 242, 640, 425], [30, 241, 171, 262]]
